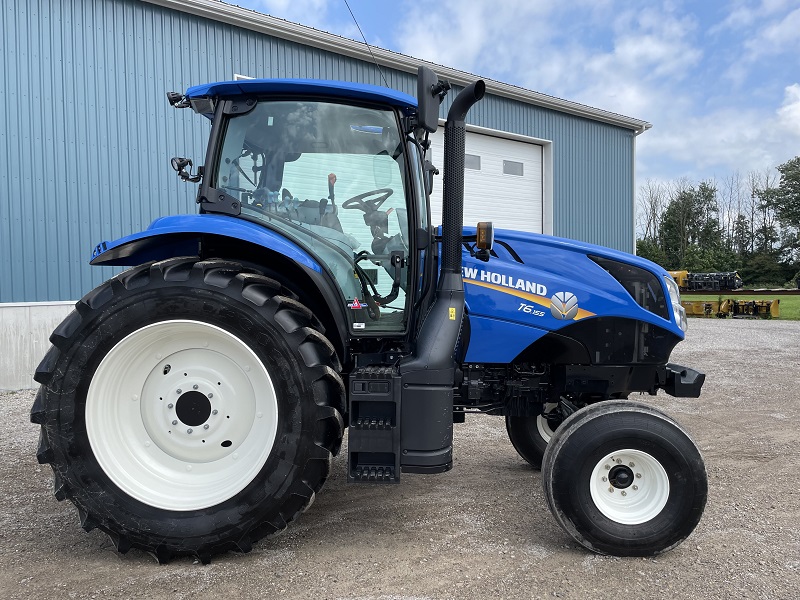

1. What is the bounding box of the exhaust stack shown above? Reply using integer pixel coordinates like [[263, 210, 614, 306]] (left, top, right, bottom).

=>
[[401, 80, 485, 375], [440, 80, 486, 279]]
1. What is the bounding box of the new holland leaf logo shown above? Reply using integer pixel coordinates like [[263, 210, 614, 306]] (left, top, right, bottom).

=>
[[550, 292, 579, 320]]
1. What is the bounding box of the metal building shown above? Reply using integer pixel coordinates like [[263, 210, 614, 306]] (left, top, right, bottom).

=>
[[0, 0, 650, 388]]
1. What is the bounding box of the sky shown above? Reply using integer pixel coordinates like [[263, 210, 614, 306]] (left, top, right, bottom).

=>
[[231, 0, 800, 188]]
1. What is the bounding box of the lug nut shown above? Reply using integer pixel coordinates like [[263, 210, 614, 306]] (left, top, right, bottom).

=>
[[177, 389, 182, 394], [212, 409, 218, 415], [604, 464, 611, 470], [167, 403, 174, 409], [187, 428, 193, 434], [208, 393, 213, 399], [608, 487, 614, 493], [616, 458, 622, 464], [633, 485, 638, 491], [636, 473, 642, 478], [621, 491, 627, 496], [629, 462, 635, 467], [204, 424, 209, 430], [193, 384, 198, 390], [172, 420, 178, 426], [602, 477, 607, 482]]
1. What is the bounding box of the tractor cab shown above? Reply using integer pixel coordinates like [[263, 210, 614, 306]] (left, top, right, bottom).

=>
[[185, 79, 434, 336]]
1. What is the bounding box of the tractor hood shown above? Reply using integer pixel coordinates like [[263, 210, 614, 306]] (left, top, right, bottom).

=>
[[488, 228, 671, 278], [460, 227, 684, 362]]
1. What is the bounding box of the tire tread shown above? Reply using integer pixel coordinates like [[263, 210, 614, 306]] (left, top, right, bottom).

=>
[[31, 257, 345, 562]]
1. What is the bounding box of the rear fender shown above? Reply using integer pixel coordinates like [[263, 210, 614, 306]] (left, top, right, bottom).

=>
[[90, 214, 348, 356], [90, 214, 320, 271]]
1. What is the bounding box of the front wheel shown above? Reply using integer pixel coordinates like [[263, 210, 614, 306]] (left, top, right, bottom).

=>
[[31, 258, 345, 562], [505, 402, 561, 469], [541, 400, 707, 556]]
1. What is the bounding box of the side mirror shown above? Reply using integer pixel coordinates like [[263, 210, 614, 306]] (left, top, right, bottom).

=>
[[475, 221, 494, 262], [416, 66, 449, 134]]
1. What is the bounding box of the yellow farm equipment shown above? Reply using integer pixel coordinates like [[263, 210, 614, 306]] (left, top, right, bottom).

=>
[[668, 270, 743, 292], [668, 270, 689, 290], [680, 299, 780, 318]]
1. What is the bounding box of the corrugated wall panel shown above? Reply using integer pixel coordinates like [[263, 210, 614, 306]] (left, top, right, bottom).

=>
[[0, 0, 635, 303]]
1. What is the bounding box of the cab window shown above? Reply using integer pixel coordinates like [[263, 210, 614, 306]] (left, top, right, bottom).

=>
[[215, 100, 411, 333]]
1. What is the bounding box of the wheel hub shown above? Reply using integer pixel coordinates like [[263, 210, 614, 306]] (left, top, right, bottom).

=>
[[589, 449, 670, 525], [175, 391, 212, 426], [608, 464, 634, 489]]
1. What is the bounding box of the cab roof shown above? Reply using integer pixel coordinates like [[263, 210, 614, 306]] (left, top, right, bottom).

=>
[[185, 79, 418, 113]]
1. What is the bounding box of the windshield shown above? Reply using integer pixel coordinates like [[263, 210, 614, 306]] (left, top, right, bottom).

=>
[[215, 100, 411, 333]]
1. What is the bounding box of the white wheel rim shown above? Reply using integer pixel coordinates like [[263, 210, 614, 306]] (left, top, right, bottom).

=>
[[589, 449, 670, 525], [86, 320, 278, 511], [536, 402, 559, 443]]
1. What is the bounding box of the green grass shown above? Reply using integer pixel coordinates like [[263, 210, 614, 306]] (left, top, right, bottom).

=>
[[681, 294, 800, 320]]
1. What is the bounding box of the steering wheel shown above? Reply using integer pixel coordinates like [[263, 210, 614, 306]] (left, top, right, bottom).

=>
[[342, 188, 393, 212]]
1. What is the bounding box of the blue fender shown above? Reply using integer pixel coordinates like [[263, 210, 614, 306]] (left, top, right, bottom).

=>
[[90, 214, 322, 272]]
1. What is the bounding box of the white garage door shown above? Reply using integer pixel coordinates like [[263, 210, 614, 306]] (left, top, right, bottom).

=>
[[428, 129, 543, 233]]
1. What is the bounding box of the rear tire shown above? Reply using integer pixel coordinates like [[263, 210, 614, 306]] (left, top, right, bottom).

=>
[[31, 258, 344, 563], [541, 400, 707, 556]]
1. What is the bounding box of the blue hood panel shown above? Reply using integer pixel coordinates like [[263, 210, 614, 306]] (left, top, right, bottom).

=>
[[461, 227, 682, 363]]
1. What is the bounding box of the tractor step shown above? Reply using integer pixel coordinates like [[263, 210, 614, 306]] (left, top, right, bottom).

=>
[[351, 465, 396, 482], [347, 366, 401, 483]]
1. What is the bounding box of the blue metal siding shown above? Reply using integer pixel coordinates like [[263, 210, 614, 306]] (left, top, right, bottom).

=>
[[0, 0, 635, 303]]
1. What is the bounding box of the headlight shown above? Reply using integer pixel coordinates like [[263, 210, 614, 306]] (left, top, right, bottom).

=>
[[589, 256, 669, 320], [664, 275, 687, 332]]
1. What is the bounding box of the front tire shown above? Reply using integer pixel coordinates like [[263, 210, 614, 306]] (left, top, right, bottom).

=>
[[31, 258, 344, 562], [541, 400, 707, 556], [505, 402, 561, 469]]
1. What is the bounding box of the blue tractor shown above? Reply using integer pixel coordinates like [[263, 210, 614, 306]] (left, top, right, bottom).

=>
[[32, 68, 707, 563]]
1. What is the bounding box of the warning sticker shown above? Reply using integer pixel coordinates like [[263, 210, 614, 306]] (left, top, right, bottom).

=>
[[348, 298, 363, 310], [449, 307, 456, 320]]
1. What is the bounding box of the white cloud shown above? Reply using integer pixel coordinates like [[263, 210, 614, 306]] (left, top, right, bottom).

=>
[[638, 83, 800, 181], [744, 7, 800, 58], [720, 5, 800, 85], [394, 1, 701, 122], [395, 0, 554, 75], [777, 83, 800, 137], [711, 0, 794, 32]]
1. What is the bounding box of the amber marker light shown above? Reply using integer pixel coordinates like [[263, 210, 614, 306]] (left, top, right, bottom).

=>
[[476, 222, 494, 250]]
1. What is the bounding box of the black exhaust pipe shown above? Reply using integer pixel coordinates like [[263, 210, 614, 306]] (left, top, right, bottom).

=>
[[440, 80, 486, 279], [401, 80, 486, 371], [401, 79, 485, 377]]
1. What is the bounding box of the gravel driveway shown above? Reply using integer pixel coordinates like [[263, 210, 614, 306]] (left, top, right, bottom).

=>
[[2, 318, 798, 600]]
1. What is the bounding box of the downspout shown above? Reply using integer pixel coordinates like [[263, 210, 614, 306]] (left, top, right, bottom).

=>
[[632, 123, 652, 255]]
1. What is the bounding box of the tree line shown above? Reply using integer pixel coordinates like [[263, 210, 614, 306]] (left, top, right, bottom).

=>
[[636, 156, 800, 287]]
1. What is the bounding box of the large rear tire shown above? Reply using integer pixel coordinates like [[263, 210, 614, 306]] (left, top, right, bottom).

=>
[[541, 400, 707, 556], [31, 258, 344, 563]]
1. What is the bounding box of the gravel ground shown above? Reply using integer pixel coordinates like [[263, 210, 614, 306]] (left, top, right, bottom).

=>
[[2, 318, 799, 600]]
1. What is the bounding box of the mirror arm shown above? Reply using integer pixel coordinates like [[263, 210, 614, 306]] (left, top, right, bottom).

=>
[[171, 157, 203, 183]]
